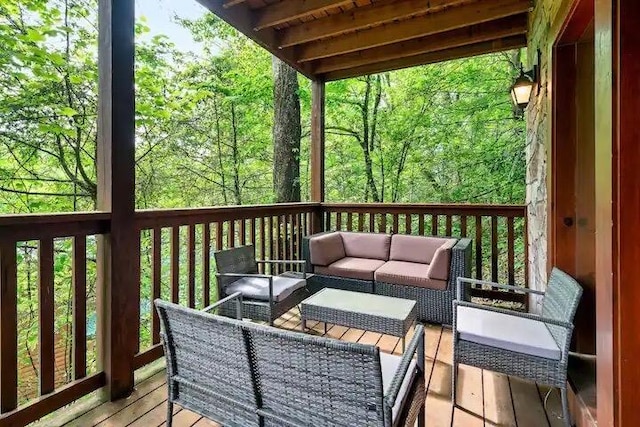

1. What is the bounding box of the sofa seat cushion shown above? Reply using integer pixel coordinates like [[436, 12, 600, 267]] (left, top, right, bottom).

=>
[[456, 306, 562, 360], [225, 276, 306, 302], [340, 232, 391, 260], [375, 260, 447, 290], [380, 352, 418, 422], [309, 232, 346, 266], [314, 257, 386, 281], [390, 235, 454, 264]]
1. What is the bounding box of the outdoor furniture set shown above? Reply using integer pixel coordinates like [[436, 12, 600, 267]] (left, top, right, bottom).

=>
[[155, 230, 583, 427]]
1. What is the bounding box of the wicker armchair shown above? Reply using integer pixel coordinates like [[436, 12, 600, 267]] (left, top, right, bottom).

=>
[[214, 245, 310, 325], [155, 297, 427, 427], [453, 268, 582, 427]]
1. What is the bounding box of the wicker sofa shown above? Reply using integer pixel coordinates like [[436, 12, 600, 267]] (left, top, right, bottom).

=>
[[303, 231, 471, 325], [155, 295, 426, 427]]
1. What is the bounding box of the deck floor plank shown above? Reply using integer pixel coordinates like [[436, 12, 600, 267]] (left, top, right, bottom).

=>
[[55, 311, 555, 427]]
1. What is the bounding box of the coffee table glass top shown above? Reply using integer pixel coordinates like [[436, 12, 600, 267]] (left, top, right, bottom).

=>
[[302, 288, 416, 320]]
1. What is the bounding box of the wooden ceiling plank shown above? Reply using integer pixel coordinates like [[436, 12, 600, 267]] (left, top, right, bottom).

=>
[[323, 34, 527, 80], [313, 14, 528, 73], [196, 0, 313, 78], [279, 0, 470, 48], [254, 0, 355, 31], [223, 0, 249, 8], [297, 0, 532, 62]]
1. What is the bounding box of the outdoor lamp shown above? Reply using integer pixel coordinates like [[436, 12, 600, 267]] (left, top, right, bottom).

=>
[[510, 65, 537, 110]]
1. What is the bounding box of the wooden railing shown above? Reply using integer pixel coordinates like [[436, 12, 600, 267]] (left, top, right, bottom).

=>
[[0, 202, 527, 424], [133, 203, 319, 369], [322, 203, 528, 303], [0, 212, 109, 426]]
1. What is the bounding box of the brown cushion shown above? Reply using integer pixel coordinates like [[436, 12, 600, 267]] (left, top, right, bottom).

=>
[[375, 260, 448, 290], [389, 235, 453, 264], [340, 232, 391, 260], [315, 257, 387, 281], [309, 232, 345, 266], [428, 239, 456, 281]]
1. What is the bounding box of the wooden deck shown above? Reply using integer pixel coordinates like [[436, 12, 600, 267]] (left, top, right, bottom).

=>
[[54, 309, 566, 427]]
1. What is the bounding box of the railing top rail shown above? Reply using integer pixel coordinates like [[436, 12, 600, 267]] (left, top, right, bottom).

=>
[[0, 212, 111, 242], [321, 203, 526, 216], [0, 211, 110, 226]]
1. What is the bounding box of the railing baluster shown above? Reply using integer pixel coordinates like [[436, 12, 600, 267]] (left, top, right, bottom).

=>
[[392, 214, 399, 234], [431, 215, 438, 235], [491, 216, 499, 283], [73, 236, 87, 379], [269, 216, 275, 275], [445, 215, 452, 236], [0, 241, 18, 412], [239, 219, 246, 246], [202, 224, 211, 308], [259, 217, 266, 273], [475, 216, 483, 281], [507, 217, 515, 286], [187, 224, 196, 308], [250, 217, 256, 248], [336, 212, 342, 231], [151, 228, 161, 344], [418, 214, 425, 235], [228, 220, 235, 248], [405, 214, 412, 234], [171, 226, 180, 303], [460, 216, 468, 237], [357, 213, 364, 232], [293, 214, 301, 262], [369, 213, 374, 232], [215, 222, 223, 251], [38, 238, 55, 395], [380, 214, 387, 233], [325, 211, 331, 231], [346, 212, 353, 231]]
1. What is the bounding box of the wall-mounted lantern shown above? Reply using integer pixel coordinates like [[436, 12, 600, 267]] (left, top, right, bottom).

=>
[[510, 65, 538, 111]]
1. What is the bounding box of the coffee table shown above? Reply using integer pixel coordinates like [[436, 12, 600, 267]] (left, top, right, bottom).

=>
[[300, 288, 417, 351]]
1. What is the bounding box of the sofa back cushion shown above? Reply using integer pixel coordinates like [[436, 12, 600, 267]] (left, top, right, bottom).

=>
[[340, 232, 391, 260], [390, 235, 453, 264], [309, 232, 346, 266], [427, 239, 457, 281]]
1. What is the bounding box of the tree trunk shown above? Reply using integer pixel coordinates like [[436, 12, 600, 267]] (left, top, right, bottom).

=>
[[272, 57, 301, 203]]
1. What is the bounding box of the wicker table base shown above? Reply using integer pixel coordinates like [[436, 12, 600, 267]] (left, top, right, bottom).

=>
[[301, 288, 417, 351]]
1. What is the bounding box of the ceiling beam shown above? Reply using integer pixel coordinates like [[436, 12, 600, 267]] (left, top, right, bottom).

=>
[[253, 0, 354, 31], [196, 0, 313, 78], [223, 0, 248, 8], [313, 14, 528, 74], [297, 0, 532, 62], [279, 0, 470, 48], [322, 35, 527, 81]]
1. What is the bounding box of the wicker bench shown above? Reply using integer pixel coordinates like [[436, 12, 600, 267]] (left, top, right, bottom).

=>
[[155, 295, 426, 427]]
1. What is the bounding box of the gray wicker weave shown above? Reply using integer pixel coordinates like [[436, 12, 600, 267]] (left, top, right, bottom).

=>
[[302, 234, 472, 325], [214, 245, 310, 325], [300, 289, 417, 350], [453, 268, 582, 427], [155, 297, 426, 427]]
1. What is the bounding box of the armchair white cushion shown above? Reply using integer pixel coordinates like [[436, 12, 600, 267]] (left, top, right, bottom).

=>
[[456, 305, 561, 360]]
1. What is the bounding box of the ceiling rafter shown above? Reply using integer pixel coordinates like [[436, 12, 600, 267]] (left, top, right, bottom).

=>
[[253, 0, 354, 31], [312, 14, 528, 74], [322, 35, 528, 81], [278, 0, 471, 48], [296, 0, 532, 62]]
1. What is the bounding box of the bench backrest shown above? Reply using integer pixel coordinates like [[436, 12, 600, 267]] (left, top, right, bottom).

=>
[[155, 299, 389, 427], [155, 299, 261, 427], [247, 325, 386, 427]]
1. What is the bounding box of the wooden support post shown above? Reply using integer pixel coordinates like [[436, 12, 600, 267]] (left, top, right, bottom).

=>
[[96, 0, 139, 401], [595, 1, 640, 425], [311, 79, 325, 233]]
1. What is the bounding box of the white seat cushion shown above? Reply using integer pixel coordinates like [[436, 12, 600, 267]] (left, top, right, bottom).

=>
[[225, 276, 305, 302], [456, 306, 562, 360], [380, 352, 417, 422]]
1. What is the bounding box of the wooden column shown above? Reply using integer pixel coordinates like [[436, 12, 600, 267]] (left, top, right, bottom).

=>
[[310, 79, 325, 233], [96, 0, 139, 400], [595, 0, 640, 425]]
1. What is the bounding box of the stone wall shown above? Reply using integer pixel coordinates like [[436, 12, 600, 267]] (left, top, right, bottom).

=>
[[525, 0, 566, 311]]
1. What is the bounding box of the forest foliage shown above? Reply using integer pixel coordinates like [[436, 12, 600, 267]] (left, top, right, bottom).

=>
[[0, 0, 526, 403]]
